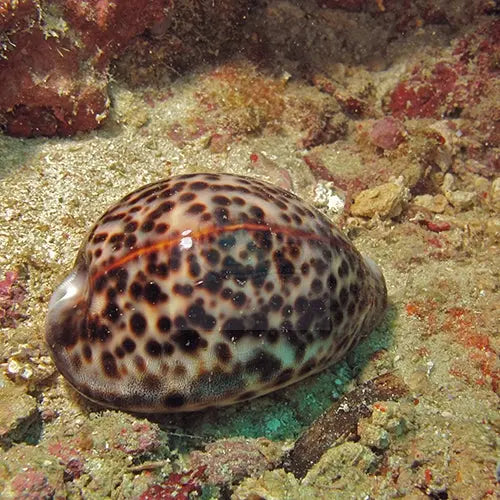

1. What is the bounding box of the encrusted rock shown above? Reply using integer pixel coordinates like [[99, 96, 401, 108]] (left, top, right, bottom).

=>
[[0, 375, 38, 449], [358, 401, 410, 450], [302, 441, 378, 486], [442, 173, 477, 211], [189, 437, 286, 485], [351, 182, 408, 218], [490, 178, 500, 212], [232, 469, 308, 500], [413, 194, 449, 213], [369, 117, 406, 150]]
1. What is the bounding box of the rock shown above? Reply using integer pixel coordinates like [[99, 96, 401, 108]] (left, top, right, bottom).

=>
[[284, 373, 409, 478], [442, 173, 477, 211], [369, 117, 406, 150], [0, 0, 165, 137], [302, 442, 378, 486], [413, 194, 449, 213], [189, 438, 284, 485], [351, 182, 408, 218], [232, 469, 309, 500], [490, 178, 500, 212], [0, 375, 38, 449], [313, 181, 346, 223], [358, 421, 390, 449]]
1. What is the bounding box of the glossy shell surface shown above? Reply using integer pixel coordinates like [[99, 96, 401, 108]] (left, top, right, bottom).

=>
[[46, 173, 387, 412]]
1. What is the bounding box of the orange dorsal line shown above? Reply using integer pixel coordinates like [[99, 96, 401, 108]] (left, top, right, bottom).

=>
[[91, 223, 330, 283]]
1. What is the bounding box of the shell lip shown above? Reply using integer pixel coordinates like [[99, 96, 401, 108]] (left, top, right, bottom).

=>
[[45, 262, 89, 368]]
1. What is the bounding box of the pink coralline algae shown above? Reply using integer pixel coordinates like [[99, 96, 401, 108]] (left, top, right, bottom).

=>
[[0, 271, 26, 328], [0, 0, 165, 137], [114, 422, 161, 455], [139, 467, 206, 500], [10, 467, 55, 500], [47, 441, 85, 480], [189, 438, 276, 485], [369, 117, 405, 150], [387, 19, 500, 121]]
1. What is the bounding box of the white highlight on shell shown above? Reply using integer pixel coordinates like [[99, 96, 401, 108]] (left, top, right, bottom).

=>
[[48, 268, 86, 312], [180, 237, 193, 250]]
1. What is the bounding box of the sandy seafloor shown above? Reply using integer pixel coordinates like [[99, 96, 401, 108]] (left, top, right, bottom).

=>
[[0, 2, 498, 499]]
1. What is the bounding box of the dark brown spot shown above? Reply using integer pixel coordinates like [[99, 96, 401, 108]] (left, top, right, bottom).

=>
[[144, 282, 165, 304], [222, 317, 246, 342], [186, 203, 206, 215], [187, 304, 216, 330], [190, 181, 209, 191], [90, 322, 112, 343], [172, 329, 207, 353], [212, 195, 231, 206], [232, 292, 246, 307], [109, 233, 124, 244], [267, 329, 279, 343], [250, 205, 265, 221], [155, 223, 168, 234], [146, 339, 162, 357], [130, 282, 142, 299], [294, 296, 308, 314], [214, 207, 230, 225], [312, 278, 323, 293], [338, 259, 349, 278], [124, 221, 138, 233], [179, 192, 196, 203], [93, 233, 108, 243], [204, 249, 220, 265], [125, 234, 137, 248], [123, 337, 136, 353], [214, 342, 232, 363], [339, 287, 349, 306], [274, 250, 295, 281], [102, 351, 119, 378], [245, 350, 282, 382], [130, 312, 147, 336], [347, 301, 356, 317], [82, 344, 92, 361], [270, 294, 283, 311], [104, 302, 121, 322], [202, 271, 223, 293], [157, 316, 171, 333], [94, 275, 108, 292], [327, 273, 337, 291], [141, 220, 154, 232]]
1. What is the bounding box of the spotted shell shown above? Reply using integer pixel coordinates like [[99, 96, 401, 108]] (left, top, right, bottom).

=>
[[46, 173, 387, 412]]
